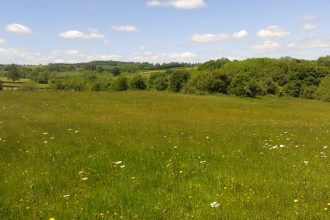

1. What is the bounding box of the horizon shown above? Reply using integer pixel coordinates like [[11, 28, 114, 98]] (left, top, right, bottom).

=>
[[1, 0, 329, 65]]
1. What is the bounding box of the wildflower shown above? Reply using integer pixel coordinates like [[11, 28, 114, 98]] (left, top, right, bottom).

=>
[[63, 195, 70, 198], [210, 202, 220, 207], [120, 165, 125, 168], [324, 146, 328, 149], [44, 141, 48, 144], [79, 171, 84, 175], [294, 199, 298, 203], [304, 161, 309, 165], [206, 136, 209, 139], [75, 131, 78, 133], [68, 129, 72, 131], [273, 146, 278, 149], [49, 218, 55, 220], [174, 146, 178, 149], [51, 137, 55, 139], [200, 161, 206, 164], [280, 145, 285, 148], [324, 208, 328, 211], [82, 177, 88, 181], [132, 177, 135, 179], [114, 161, 122, 164], [43, 132, 48, 135]]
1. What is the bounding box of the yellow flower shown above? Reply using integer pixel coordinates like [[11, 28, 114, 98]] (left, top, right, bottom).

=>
[[294, 199, 298, 203], [50, 218, 55, 220]]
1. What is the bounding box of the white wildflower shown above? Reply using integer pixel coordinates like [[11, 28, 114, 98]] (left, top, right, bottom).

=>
[[82, 177, 88, 181], [78, 171, 84, 175], [43, 132, 48, 135], [63, 195, 70, 198], [304, 161, 309, 165], [44, 141, 48, 144], [75, 131, 78, 133], [210, 202, 220, 207], [174, 146, 178, 149], [120, 165, 125, 168], [114, 161, 122, 164], [200, 161, 206, 164], [324, 146, 328, 149], [280, 145, 285, 148]]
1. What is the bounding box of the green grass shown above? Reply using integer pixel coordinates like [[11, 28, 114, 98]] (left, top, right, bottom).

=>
[[0, 91, 330, 219]]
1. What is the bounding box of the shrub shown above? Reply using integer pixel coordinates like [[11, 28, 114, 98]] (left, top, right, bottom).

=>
[[128, 74, 147, 90], [0, 81, 2, 91], [20, 81, 37, 91], [111, 77, 128, 91], [168, 70, 190, 92], [228, 73, 261, 98], [148, 72, 168, 90], [315, 74, 330, 101]]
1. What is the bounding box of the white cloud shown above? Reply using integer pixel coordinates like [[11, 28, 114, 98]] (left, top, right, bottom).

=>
[[0, 39, 6, 45], [5, 23, 33, 34], [299, 15, 318, 21], [140, 46, 146, 50], [102, 40, 110, 44], [111, 26, 138, 32], [256, 26, 290, 39], [303, 24, 318, 30], [189, 30, 248, 43], [249, 41, 282, 50], [146, 0, 207, 9], [59, 30, 105, 39]]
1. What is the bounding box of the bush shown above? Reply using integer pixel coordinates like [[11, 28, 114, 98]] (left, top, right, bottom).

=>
[[111, 77, 128, 91], [283, 82, 300, 97], [228, 73, 261, 98], [315, 74, 330, 101], [148, 72, 168, 90], [0, 81, 2, 91], [129, 74, 147, 90], [20, 81, 37, 91], [168, 70, 190, 92]]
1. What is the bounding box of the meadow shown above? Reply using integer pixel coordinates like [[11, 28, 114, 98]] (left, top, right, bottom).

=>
[[0, 91, 330, 219]]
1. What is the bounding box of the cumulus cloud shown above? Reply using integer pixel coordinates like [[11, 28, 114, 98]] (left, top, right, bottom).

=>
[[189, 30, 248, 43], [5, 23, 33, 34], [59, 30, 105, 39], [299, 15, 318, 21], [249, 41, 282, 50], [256, 26, 290, 39], [146, 0, 207, 9], [303, 24, 318, 30], [111, 26, 138, 32], [0, 39, 6, 45]]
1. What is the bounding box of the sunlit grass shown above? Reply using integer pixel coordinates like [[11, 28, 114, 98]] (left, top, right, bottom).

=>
[[0, 91, 330, 219]]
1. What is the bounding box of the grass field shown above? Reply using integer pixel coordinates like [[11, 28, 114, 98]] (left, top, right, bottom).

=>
[[1, 91, 330, 219]]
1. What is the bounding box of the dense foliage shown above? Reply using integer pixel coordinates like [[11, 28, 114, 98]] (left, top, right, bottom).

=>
[[1, 56, 330, 101]]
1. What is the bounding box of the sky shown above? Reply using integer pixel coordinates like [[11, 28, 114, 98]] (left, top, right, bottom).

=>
[[0, 0, 329, 65]]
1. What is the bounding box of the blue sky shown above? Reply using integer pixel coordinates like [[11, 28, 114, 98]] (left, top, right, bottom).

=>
[[0, 0, 329, 64]]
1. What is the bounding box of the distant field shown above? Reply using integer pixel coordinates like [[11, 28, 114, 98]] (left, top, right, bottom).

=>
[[1, 91, 330, 219]]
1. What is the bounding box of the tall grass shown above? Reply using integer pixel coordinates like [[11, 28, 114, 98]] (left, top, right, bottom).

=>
[[0, 91, 330, 219]]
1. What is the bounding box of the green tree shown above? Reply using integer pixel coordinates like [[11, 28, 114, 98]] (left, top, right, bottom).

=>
[[228, 73, 260, 97], [168, 70, 190, 92], [8, 64, 20, 82], [0, 80, 2, 91], [128, 74, 147, 90], [148, 72, 168, 90], [111, 77, 128, 91], [110, 67, 121, 76], [315, 74, 330, 101], [96, 66, 104, 73]]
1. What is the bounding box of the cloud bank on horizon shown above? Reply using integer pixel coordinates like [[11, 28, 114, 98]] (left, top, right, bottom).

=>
[[0, 0, 329, 64]]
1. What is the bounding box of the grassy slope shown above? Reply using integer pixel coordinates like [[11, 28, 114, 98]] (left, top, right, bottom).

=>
[[0, 91, 330, 219]]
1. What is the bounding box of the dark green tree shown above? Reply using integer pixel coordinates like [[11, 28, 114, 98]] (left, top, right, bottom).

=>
[[96, 66, 104, 73], [128, 74, 147, 90], [8, 64, 20, 82], [111, 76, 128, 91], [168, 70, 190, 92], [148, 72, 168, 90], [110, 67, 121, 76], [0, 80, 2, 91]]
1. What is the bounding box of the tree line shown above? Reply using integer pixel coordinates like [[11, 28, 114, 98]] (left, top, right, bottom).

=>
[[1, 56, 330, 101]]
